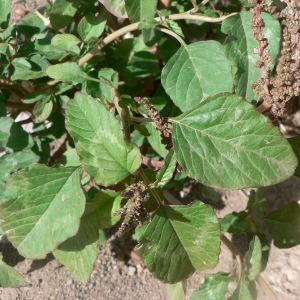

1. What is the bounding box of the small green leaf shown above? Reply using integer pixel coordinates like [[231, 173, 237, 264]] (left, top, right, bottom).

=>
[[288, 137, 300, 177], [0, 254, 28, 287], [0, 150, 39, 181], [191, 272, 233, 300], [78, 13, 107, 42], [32, 99, 54, 123], [164, 20, 184, 38], [66, 93, 141, 186], [166, 281, 186, 300], [220, 212, 250, 233], [0, 0, 12, 29], [125, 0, 157, 22], [24, 91, 51, 104], [229, 279, 256, 300], [46, 62, 88, 85], [145, 122, 168, 158], [171, 93, 298, 189], [98, 0, 127, 18], [60, 148, 81, 167], [0, 117, 33, 150], [221, 12, 281, 103], [162, 41, 233, 111], [155, 149, 176, 187], [53, 190, 121, 282], [51, 34, 81, 55], [244, 236, 262, 280], [0, 165, 86, 258], [264, 202, 300, 248], [247, 189, 267, 217], [50, 0, 79, 30], [133, 123, 151, 137], [136, 201, 220, 283], [138, 19, 159, 30]]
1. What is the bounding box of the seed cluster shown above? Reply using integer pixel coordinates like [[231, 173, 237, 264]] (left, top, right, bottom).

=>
[[134, 97, 173, 151], [114, 181, 151, 237]]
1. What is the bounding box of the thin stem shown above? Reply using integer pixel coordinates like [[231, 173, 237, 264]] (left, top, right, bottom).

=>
[[47, 12, 236, 86], [156, 27, 185, 45], [256, 275, 279, 300]]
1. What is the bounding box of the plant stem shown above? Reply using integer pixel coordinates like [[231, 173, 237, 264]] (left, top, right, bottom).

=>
[[156, 27, 185, 45], [48, 12, 236, 86], [256, 275, 279, 300]]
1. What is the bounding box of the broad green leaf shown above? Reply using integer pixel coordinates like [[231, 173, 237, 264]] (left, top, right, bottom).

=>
[[126, 51, 159, 78], [0, 117, 33, 150], [161, 41, 233, 111], [11, 57, 48, 80], [66, 93, 141, 186], [51, 34, 81, 55], [288, 137, 300, 177], [60, 148, 81, 167], [246, 189, 267, 217], [229, 279, 256, 300], [219, 212, 250, 233], [46, 62, 88, 85], [54, 190, 121, 282], [171, 93, 298, 189], [264, 202, 300, 248], [221, 12, 281, 103], [0, 165, 85, 258], [0, 0, 12, 30], [24, 91, 51, 104], [136, 201, 220, 283], [145, 122, 168, 158], [125, 0, 157, 22], [78, 13, 107, 41], [98, 0, 128, 18], [191, 272, 232, 300], [244, 236, 261, 281], [32, 99, 54, 123], [50, 0, 79, 30], [0, 254, 28, 287], [155, 149, 176, 187], [0, 150, 39, 181], [166, 281, 186, 300]]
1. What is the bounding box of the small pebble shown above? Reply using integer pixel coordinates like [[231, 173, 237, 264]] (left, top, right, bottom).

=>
[[127, 266, 136, 276]]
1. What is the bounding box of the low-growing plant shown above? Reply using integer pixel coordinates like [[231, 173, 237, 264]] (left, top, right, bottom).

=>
[[0, 0, 300, 298]]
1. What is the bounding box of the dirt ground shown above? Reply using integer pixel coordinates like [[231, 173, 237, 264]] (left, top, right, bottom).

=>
[[1, 1, 300, 299]]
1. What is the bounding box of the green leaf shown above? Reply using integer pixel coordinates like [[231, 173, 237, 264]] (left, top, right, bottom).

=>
[[133, 123, 151, 137], [247, 189, 267, 217], [78, 13, 107, 42], [0, 117, 34, 150], [145, 122, 168, 158], [138, 19, 159, 30], [166, 281, 186, 300], [32, 99, 54, 123], [0, 150, 39, 181], [51, 34, 81, 55], [136, 201, 220, 283], [161, 41, 233, 111], [0, 254, 28, 287], [288, 137, 300, 177], [0, 220, 4, 235], [155, 149, 176, 187], [229, 279, 256, 300], [165, 20, 184, 38], [50, 0, 79, 30], [220, 212, 250, 233], [53, 190, 121, 282], [244, 236, 262, 281], [126, 51, 159, 78], [171, 93, 298, 189], [0, 165, 85, 258], [24, 91, 52, 104], [0, 91, 7, 117], [66, 93, 141, 186], [0, 0, 12, 30], [46, 62, 88, 85], [264, 202, 300, 248], [98, 0, 128, 18], [191, 272, 232, 300], [221, 12, 281, 103], [60, 148, 81, 167], [125, 0, 157, 22]]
